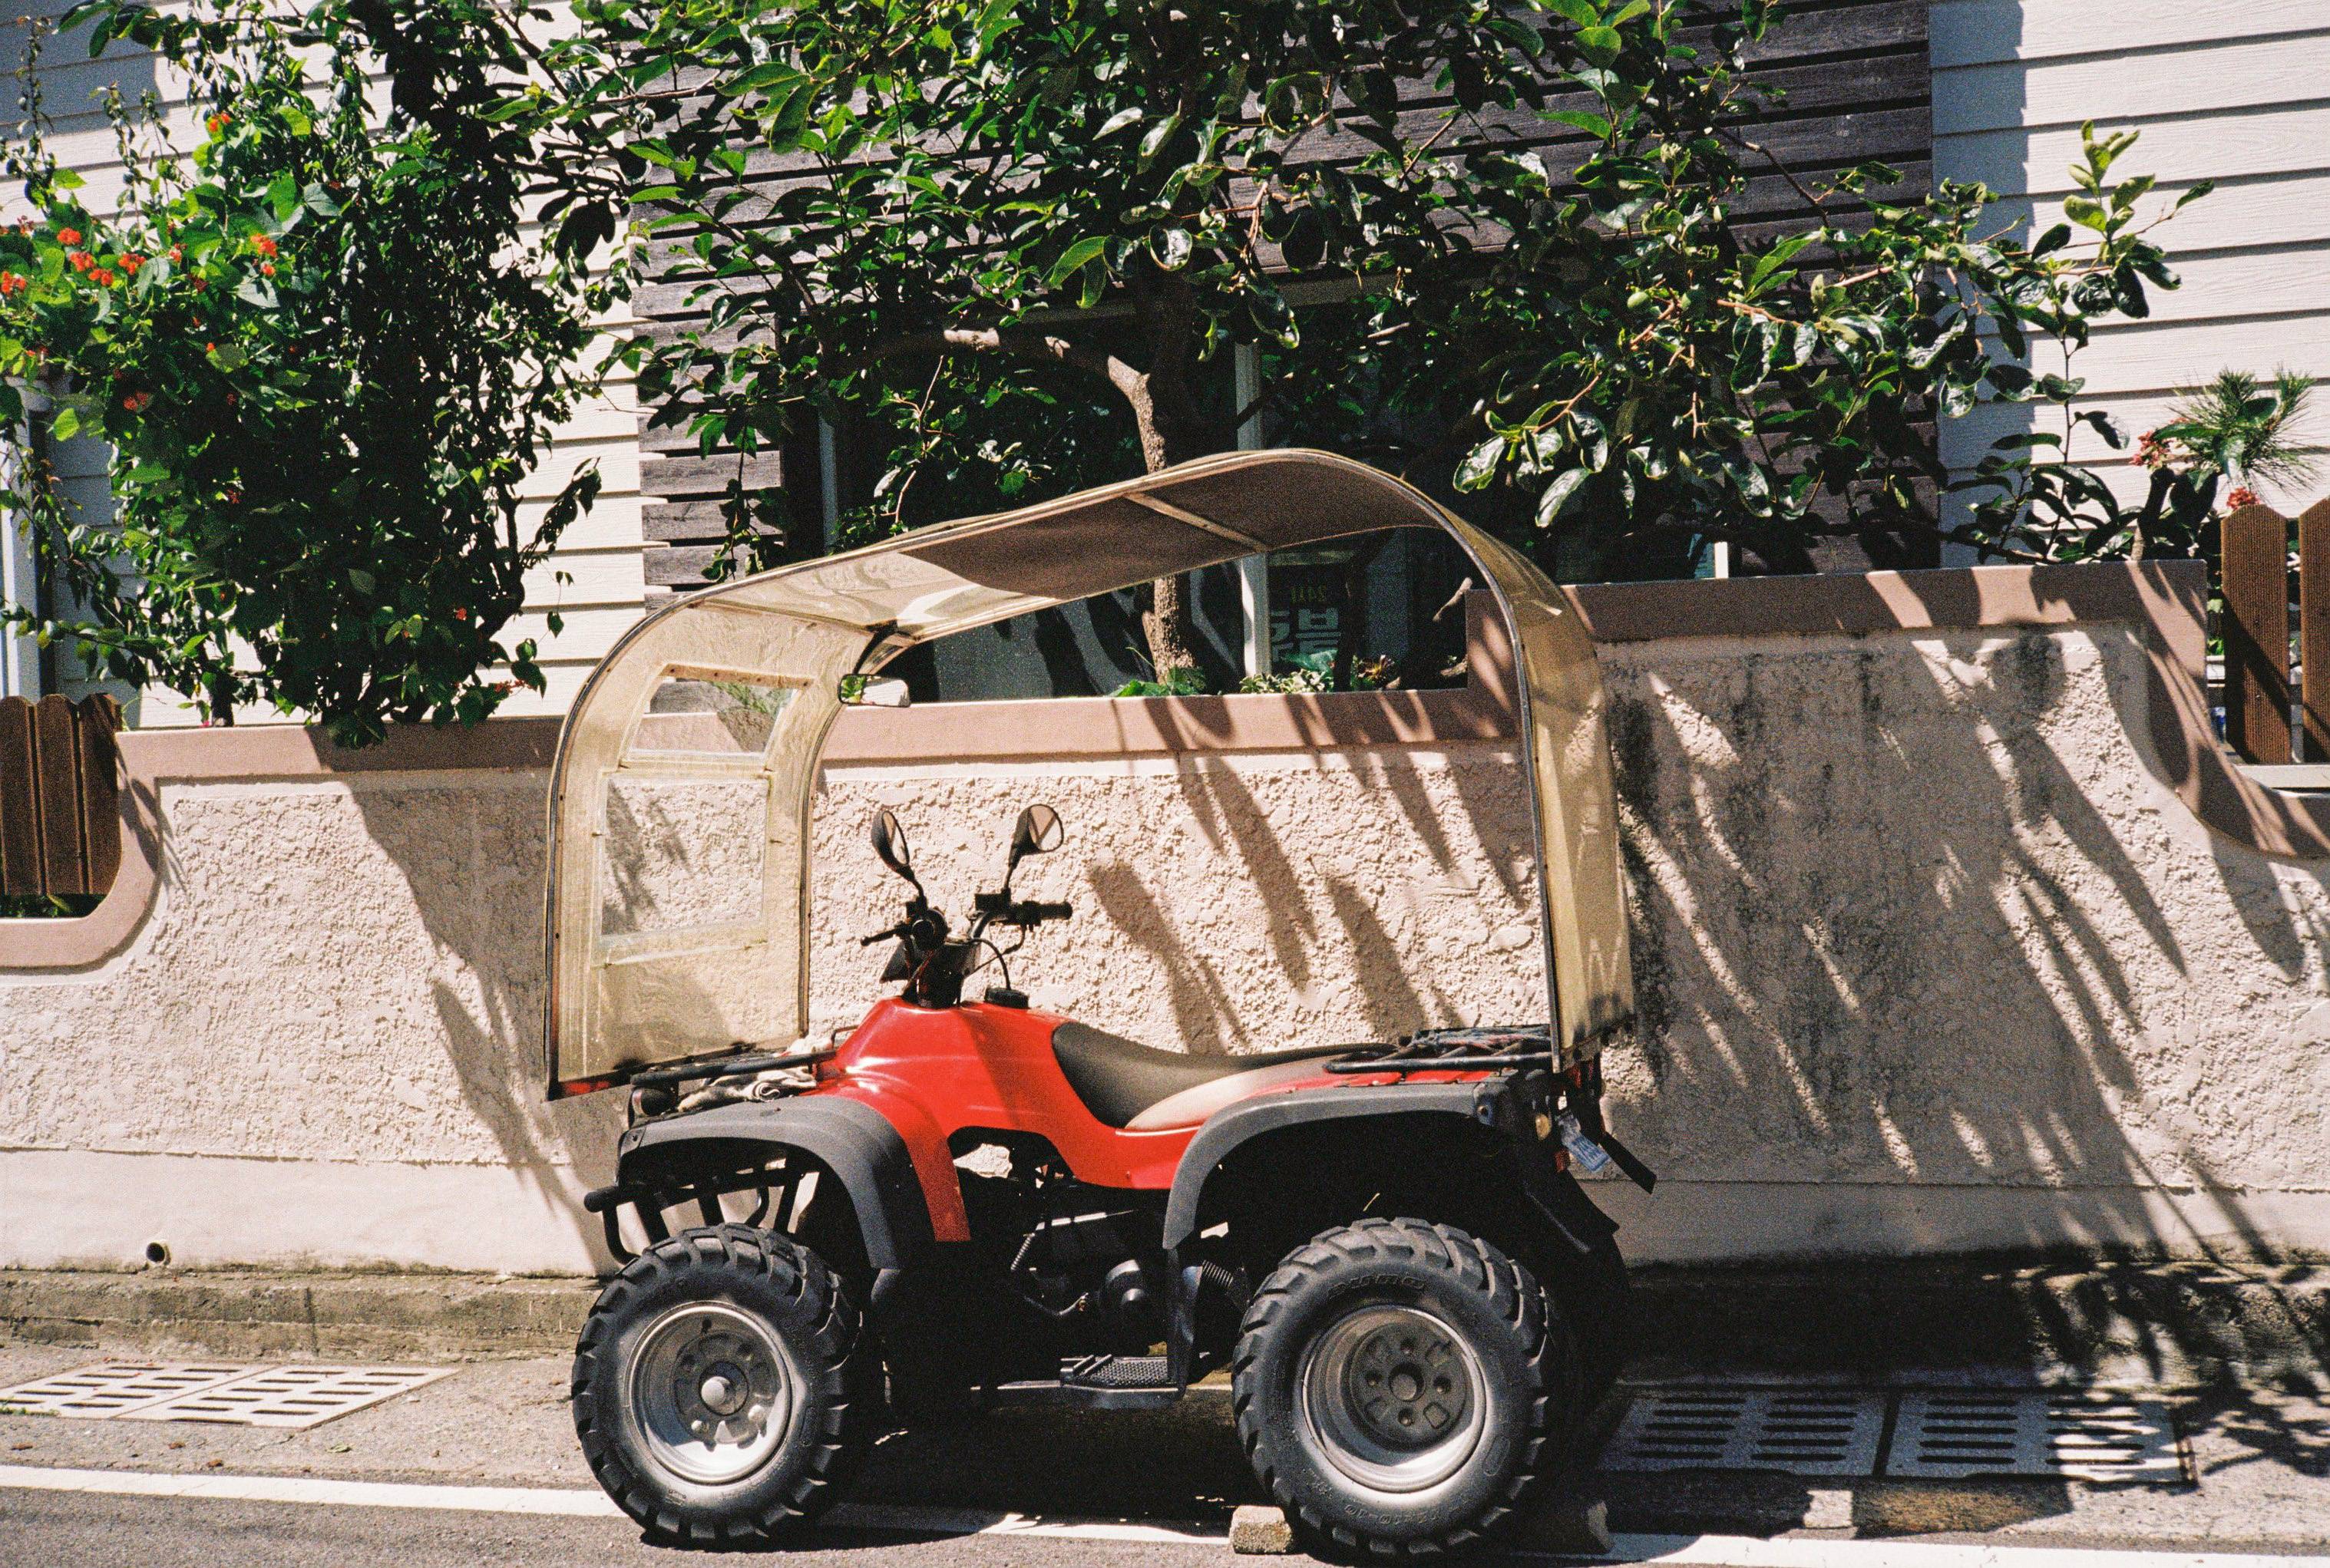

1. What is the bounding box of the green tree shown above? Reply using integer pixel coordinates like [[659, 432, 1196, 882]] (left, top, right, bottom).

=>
[[587, 0, 2199, 678], [0, 1, 626, 744]]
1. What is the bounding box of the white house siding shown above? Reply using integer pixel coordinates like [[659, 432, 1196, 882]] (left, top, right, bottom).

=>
[[1932, 0, 2330, 536], [0, 9, 649, 722]]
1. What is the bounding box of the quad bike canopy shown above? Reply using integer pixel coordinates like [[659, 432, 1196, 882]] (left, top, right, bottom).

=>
[[543, 449, 1633, 1096]]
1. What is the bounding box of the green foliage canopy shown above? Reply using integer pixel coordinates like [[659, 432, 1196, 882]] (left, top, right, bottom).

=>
[[588, 0, 2207, 638]]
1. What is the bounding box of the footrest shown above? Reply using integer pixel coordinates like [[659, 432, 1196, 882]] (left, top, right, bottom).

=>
[[1060, 1353, 1171, 1391]]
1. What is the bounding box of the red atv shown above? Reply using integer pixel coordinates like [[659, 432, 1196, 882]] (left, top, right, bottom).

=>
[[570, 802, 1648, 1556], [541, 452, 1649, 1556]]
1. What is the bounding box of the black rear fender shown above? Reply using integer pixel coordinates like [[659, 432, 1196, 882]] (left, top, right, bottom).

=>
[[1163, 1080, 1616, 1272]]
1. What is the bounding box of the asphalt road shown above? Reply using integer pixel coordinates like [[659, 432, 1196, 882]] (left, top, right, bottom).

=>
[[0, 1488, 1225, 1568]]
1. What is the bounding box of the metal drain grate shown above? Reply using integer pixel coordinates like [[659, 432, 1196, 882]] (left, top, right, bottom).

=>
[[0, 1362, 450, 1431], [0, 1362, 256, 1419], [1889, 1390, 2183, 1481], [1600, 1387, 1889, 1477]]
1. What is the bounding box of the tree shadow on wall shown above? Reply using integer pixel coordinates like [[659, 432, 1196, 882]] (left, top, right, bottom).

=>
[[345, 774, 624, 1270], [1595, 568, 2330, 1392]]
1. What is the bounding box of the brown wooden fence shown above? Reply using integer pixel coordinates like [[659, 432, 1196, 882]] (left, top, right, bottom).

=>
[[0, 693, 123, 900], [2221, 499, 2330, 765]]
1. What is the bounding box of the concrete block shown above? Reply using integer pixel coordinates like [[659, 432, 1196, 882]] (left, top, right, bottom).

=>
[[1228, 1504, 1295, 1554], [1515, 1493, 1613, 1555]]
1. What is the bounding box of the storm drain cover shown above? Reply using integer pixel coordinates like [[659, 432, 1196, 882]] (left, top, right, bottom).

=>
[[1888, 1390, 2183, 1481], [0, 1361, 450, 1430], [1600, 1386, 1889, 1477]]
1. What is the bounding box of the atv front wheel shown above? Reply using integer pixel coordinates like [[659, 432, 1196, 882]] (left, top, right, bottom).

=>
[[572, 1224, 871, 1543], [1233, 1218, 1571, 1558]]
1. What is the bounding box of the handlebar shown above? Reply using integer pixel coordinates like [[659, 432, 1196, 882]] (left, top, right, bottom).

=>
[[1017, 900, 1073, 923]]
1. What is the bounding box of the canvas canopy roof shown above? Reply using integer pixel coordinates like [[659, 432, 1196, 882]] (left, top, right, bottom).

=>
[[544, 448, 1633, 1095]]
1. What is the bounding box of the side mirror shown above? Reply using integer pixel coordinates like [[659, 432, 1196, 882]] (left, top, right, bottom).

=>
[[871, 808, 917, 885], [1009, 804, 1063, 869]]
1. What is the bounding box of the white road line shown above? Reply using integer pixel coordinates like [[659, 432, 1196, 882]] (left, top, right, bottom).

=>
[[0, 1464, 1223, 1545], [1, 1467, 2320, 1565], [1571, 1535, 2330, 1568]]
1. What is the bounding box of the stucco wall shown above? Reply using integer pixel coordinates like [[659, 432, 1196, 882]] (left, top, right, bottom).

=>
[[5, 566, 2328, 1273]]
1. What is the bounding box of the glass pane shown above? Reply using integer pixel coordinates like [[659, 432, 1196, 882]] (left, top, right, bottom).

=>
[[598, 777, 766, 936], [633, 675, 794, 756]]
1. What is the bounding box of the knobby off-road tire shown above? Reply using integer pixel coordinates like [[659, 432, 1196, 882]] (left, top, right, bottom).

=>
[[572, 1224, 872, 1544], [1550, 1230, 1631, 1418], [1233, 1218, 1572, 1560]]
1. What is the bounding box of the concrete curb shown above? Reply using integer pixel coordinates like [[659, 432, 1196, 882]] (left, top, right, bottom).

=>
[[0, 1269, 598, 1361], [4, 1256, 2324, 1380]]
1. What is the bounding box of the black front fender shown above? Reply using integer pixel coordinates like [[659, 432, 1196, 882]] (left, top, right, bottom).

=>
[[613, 1096, 934, 1270]]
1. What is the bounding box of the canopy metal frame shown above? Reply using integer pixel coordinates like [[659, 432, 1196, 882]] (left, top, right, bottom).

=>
[[542, 449, 1632, 1096]]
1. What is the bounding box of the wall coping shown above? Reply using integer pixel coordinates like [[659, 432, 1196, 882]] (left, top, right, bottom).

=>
[[5, 560, 2313, 973]]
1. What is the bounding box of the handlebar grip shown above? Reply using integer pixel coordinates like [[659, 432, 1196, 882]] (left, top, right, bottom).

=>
[[1029, 901, 1073, 921], [858, 927, 901, 946]]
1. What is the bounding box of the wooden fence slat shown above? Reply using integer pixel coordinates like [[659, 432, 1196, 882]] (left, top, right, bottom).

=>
[[2223, 502, 2293, 764], [0, 695, 37, 897], [74, 694, 121, 895], [31, 693, 85, 896], [2299, 500, 2330, 762]]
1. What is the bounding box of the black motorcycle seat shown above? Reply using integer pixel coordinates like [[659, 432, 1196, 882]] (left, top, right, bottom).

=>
[[1049, 1021, 1352, 1129]]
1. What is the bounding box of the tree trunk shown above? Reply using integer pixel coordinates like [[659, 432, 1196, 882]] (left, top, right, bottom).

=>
[[1127, 283, 1214, 681]]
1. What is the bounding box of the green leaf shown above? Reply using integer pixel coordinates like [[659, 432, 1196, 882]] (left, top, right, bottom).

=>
[[1535, 467, 1589, 527], [723, 61, 805, 98], [1138, 112, 1183, 169], [1097, 106, 1144, 138], [1545, 0, 1598, 25], [1455, 435, 1504, 492], [1151, 228, 1194, 271], [1542, 109, 1612, 139], [50, 406, 79, 441], [1576, 26, 1622, 67], [1046, 236, 1108, 289]]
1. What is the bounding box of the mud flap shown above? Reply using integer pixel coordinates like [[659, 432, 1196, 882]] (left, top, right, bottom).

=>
[[1517, 1134, 1624, 1256]]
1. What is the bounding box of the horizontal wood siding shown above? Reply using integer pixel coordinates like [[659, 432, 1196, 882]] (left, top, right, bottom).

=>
[[1932, 0, 2330, 540]]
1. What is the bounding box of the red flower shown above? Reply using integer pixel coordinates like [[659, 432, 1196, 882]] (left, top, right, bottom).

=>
[[259, 261, 274, 276], [55, 226, 80, 246], [91, 267, 115, 286], [189, 278, 205, 292], [67, 251, 91, 272], [0, 272, 25, 295], [223, 487, 241, 503], [120, 253, 144, 274], [167, 246, 183, 263], [2227, 486, 2262, 510], [206, 112, 230, 136], [251, 235, 278, 258], [121, 391, 150, 413], [451, 606, 470, 621]]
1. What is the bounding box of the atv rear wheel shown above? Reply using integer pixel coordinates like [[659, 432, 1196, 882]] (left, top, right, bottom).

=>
[[1233, 1218, 1571, 1559], [572, 1224, 871, 1543]]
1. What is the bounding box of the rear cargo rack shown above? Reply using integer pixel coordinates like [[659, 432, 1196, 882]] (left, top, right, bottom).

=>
[[1327, 1026, 1556, 1075]]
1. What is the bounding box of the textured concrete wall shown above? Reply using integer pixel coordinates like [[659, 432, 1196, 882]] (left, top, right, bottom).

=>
[[6, 602, 2328, 1272]]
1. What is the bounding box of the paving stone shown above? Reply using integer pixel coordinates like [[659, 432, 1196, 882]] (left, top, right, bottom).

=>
[[1228, 1504, 1294, 1553]]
